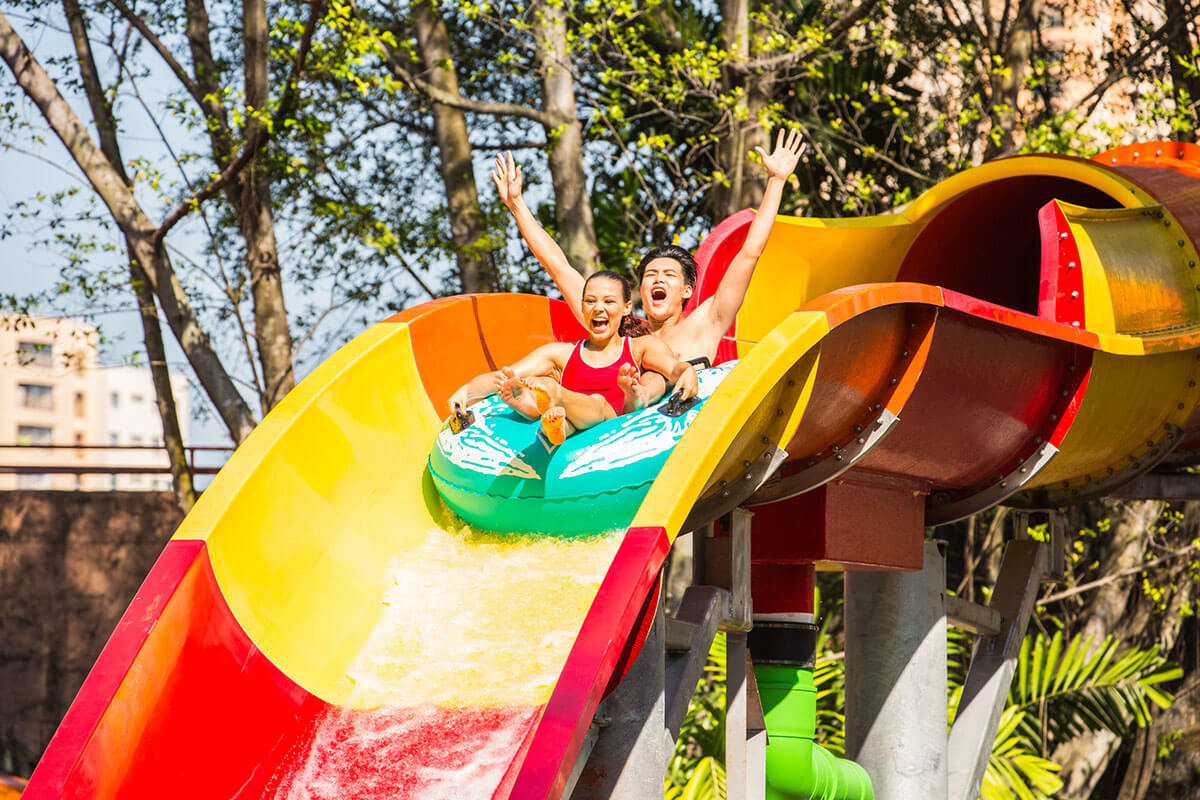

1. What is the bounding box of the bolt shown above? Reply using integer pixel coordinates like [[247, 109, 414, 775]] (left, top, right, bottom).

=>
[[1181, 241, 1187, 247], [835, 455, 843, 461], [889, 377, 898, 384], [1180, 403, 1186, 410], [1191, 261, 1197, 268], [1070, 290, 1079, 299], [1072, 321, 1081, 327], [1157, 149, 1163, 156], [745, 473, 753, 480], [857, 437, 865, 445], [743, 460, 751, 468], [777, 408, 784, 416], [1068, 261, 1077, 269], [902, 350, 910, 357], [807, 460, 816, 467], [1059, 231, 1068, 240], [832, 444, 840, 452], [1068, 363, 1076, 370], [720, 479, 727, 486], [1001, 482, 1008, 488], [1050, 414, 1058, 421], [1019, 467, 1026, 473], [1062, 389, 1069, 396], [873, 403, 882, 410], [787, 379, 795, 387], [762, 436, 770, 444], [854, 424, 863, 433]]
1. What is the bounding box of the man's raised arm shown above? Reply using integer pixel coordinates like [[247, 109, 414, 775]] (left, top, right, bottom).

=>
[[707, 128, 806, 331], [493, 151, 586, 324]]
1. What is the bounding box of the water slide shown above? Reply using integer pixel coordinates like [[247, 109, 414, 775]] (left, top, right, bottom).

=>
[[23, 142, 1200, 799]]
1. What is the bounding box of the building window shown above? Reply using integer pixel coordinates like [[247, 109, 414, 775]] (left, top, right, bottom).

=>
[[16, 425, 52, 445], [16, 341, 53, 367], [17, 383, 53, 410], [131, 393, 144, 404], [131, 434, 143, 445], [108, 433, 119, 446], [17, 474, 52, 489], [110, 391, 119, 408], [74, 391, 86, 417]]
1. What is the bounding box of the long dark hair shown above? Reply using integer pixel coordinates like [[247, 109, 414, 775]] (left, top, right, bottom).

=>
[[584, 270, 650, 337]]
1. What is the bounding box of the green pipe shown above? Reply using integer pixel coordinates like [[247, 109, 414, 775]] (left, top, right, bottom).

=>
[[754, 664, 874, 800]]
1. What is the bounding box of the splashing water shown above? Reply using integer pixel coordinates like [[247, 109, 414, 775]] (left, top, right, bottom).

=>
[[272, 526, 621, 799]]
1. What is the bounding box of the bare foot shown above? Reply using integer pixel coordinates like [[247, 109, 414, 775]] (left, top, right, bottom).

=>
[[540, 406, 572, 445], [496, 367, 539, 419], [618, 364, 646, 414], [522, 377, 555, 415]]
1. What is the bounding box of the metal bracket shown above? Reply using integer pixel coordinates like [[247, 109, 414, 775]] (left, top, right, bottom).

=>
[[752, 409, 899, 506], [947, 540, 1047, 800]]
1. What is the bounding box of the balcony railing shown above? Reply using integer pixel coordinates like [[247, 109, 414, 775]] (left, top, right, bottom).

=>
[[0, 444, 233, 475]]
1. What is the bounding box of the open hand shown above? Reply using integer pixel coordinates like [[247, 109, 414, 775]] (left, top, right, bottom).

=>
[[492, 150, 523, 207], [755, 128, 806, 181]]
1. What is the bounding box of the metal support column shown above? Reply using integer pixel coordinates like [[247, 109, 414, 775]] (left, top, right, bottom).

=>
[[947, 539, 1046, 800], [570, 602, 673, 800], [845, 540, 949, 800]]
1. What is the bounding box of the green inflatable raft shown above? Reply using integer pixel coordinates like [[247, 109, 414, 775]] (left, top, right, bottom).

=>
[[429, 362, 734, 536]]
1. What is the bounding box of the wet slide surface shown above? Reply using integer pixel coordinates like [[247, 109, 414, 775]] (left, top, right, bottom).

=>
[[24, 143, 1200, 799]]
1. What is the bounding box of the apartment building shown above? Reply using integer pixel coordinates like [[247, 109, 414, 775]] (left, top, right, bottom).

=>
[[0, 316, 190, 491]]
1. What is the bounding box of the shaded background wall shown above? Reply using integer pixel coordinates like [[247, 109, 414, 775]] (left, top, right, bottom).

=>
[[0, 491, 182, 777]]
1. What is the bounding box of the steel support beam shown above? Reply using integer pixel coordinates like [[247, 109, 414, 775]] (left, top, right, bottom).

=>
[[947, 539, 1046, 800], [845, 540, 949, 800], [570, 604, 673, 800]]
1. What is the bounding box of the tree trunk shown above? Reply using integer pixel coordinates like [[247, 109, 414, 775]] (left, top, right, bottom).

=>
[[63, 0, 196, 510], [532, 0, 600, 276], [984, 0, 1043, 159], [0, 10, 257, 443], [1164, 0, 1200, 144], [411, 0, 493, 292], [1052, 499, 1176, 797], [241, 0, 294, 411], [713, 0, 771, 222]]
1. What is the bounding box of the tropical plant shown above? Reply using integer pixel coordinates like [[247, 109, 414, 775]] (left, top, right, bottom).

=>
[[811, 627, 1179, 800], [666, 632, 727, 798], [952, 630, 1178, 800]]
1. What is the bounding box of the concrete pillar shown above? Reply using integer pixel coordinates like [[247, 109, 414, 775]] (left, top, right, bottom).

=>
[[570, 603, 672, 799], [844, 540, 947, 800]]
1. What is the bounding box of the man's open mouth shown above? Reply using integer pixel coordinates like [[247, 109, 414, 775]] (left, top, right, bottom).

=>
[[590, 317, 610, 330], [651, 287, 667, 302]]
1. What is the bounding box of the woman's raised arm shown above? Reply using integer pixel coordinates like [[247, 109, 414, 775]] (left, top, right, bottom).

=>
[[493, 151, 586, 324]]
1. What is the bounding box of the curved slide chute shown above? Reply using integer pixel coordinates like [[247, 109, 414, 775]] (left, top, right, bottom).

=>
[[24, 142, 1200, 799]]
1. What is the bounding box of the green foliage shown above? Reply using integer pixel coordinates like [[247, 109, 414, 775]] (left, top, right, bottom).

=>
[[666, 632, 727, 797]]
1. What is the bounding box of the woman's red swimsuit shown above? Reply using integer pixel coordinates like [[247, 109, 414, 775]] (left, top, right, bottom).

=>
[[560, 337, 640, 415]]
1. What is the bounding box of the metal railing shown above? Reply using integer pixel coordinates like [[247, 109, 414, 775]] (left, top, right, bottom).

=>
[[0, 444, 233, 475]]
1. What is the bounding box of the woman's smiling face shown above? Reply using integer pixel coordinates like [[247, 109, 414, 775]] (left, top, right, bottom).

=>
[[582, 275, 632, 340], [639, 257, 693, 322]]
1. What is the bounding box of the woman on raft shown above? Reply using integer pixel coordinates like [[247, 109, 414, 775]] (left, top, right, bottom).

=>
[[448, 271, 699, 445]]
